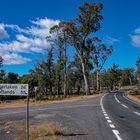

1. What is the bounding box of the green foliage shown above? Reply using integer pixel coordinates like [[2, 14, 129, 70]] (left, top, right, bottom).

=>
[[20, 74, 37, 97], [136, 55, 140, 88], [100, 64, 121, 90], [120, 68, 136, 86], [6, 72, 19, 83], [0, 56, 3, 68]]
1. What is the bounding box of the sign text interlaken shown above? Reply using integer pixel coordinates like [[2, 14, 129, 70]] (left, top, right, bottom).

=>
[[0, 84, 28, 96]]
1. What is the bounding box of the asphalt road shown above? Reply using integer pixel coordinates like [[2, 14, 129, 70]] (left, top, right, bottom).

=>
[[0, 92, 140, 140]]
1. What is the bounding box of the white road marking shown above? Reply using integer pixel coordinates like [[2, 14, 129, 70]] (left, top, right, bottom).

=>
[[100, 93, 122, 140], [100, 94, 107, 112], [121, 104, 128, 109], [105, 116, 110, 119], [107, 119, 112, 123], [103, 111, 106, 114], [112, 130, 122, 140], [110, 124, 115, 128], [134, 111, 140, 116], [114, 93, 121, 103], [104, 113, 108, 116]]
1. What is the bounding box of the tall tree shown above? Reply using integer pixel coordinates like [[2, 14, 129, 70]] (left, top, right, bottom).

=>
[[46, 47, 54, 94], [120, 68, 135, 86], [65, 2, 103, 95], [50, 25, 63, 95], [0, 56, 3, 68], [50, 22, 68, 95], [59, 22, 68, 96], [92, 37, 113, 91], [108, 64, 121, 90], [136, 55, 140, 88]]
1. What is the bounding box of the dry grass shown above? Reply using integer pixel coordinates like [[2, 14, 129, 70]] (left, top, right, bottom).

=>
[[127, 94, 140, 104], [0, 94, 100, 109], [15, 121, 63, 140], [126, 89, 140, 104]]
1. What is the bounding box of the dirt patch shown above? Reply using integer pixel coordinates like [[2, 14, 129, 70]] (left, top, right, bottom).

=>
[[127, 94, 140, 104], [16, 120, 64, 140], [0, 94, 100, 109], [0, 119, 84, 140]]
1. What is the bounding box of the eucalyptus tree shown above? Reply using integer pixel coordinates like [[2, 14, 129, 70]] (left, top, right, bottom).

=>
[[108, 64, 121, 90], [64, 2, 103, 95], [0, 56, 3, 68], [49, 25, 63, 95], [92, 37, 113, 91], [120, 68, 135, 86], [45, 47, 54, 94], [49, 22, 68, 96], [136, 55, 140, 88], [67, 54, 84, 94], [34, 47, 54, 95]]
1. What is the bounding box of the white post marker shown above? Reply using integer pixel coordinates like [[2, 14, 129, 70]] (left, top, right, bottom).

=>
[[0, 84, 29, 140]]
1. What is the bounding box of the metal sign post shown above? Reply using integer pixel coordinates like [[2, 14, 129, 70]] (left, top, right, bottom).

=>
[[26, 91, 29, 140], [0, 84, 29, 140]]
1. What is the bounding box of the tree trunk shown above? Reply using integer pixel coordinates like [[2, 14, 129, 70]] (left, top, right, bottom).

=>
[[81, 62, 90, 95], [63, 34, 67, 96], [138, 68, 140, 88], [57, 74, 61, 95], [64, 73, 67, 96], [96, 69, 100, 91], [77, 85, 80, 94], [129, 77, 132, 86]]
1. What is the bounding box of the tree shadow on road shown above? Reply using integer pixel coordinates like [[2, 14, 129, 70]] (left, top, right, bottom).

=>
[[55, 131, 88, 137]]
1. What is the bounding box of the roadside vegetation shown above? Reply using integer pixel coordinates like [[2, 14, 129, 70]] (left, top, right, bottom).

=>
[[16, 121, 64, 140], [0, 2, 139, 102]]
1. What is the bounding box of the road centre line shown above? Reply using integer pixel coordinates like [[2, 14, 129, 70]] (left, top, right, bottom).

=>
[[116, 93, 140, 118], [115, 93, 129, 109], [121, 104, 128, 109], [133, 111, 140, 117], [114, 93, 121, 103], [100, 93, 122, 140]]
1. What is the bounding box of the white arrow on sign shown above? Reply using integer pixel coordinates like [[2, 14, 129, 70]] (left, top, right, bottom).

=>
[[0, 84, 28, 96]]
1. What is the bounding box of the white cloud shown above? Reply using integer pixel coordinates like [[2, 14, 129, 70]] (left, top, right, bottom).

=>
[[1, 53, 31, 65], [134, 28, 140, 34], [130, 28, 140, 48], [30, 18, 60, 28], [0, 24, 9, 39], [103, 36, 120, 45], [0, 17, 60, 65], [130, 34, 140, 47]]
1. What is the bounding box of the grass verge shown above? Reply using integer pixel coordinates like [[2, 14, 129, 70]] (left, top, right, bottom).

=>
[[127, 89, 140, 104], [15, 121, 63, 140]]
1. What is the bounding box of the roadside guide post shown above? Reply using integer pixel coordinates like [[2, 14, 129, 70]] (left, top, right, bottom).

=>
[[0, 84, 29, 140]]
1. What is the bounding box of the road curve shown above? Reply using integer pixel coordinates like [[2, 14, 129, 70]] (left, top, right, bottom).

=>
[[103, 92, 140, 140], [0, 92, 140, 140]]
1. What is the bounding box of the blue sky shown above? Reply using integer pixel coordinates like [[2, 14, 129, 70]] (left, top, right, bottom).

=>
[[0, 0, 140, 75]]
